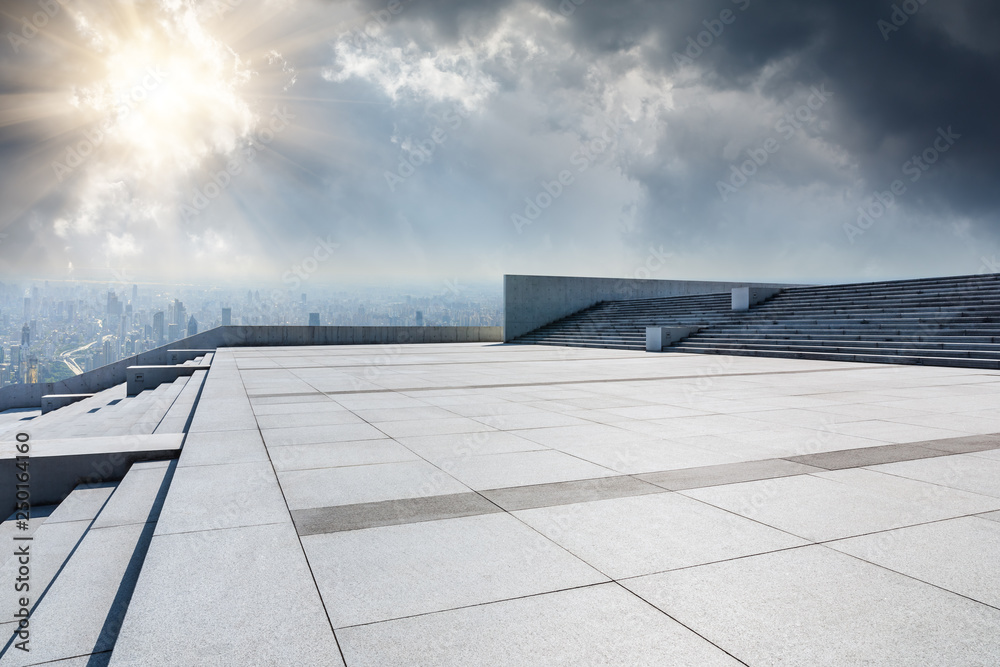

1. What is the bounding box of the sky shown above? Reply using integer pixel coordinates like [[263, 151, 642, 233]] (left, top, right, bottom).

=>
[[1, 0, 999, 288]]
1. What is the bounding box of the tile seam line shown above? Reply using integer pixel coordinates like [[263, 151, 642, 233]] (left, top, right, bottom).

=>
[[236, 367, 349, 667], [245, 365, 888, 398], [610, 580, 751, 666], [333, 581, 611, 631]]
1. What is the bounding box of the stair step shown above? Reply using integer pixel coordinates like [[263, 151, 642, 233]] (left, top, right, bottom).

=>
[[0, 462, 173, 665]]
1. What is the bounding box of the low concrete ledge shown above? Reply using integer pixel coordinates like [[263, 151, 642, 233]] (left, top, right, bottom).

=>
[[127, 365, 211, 396], [646, 326, 702, 352], [732, 286, 783, 311], [0, 433, 182, 516], [41, 393, 94, 414], [1, 325, 504, 410]]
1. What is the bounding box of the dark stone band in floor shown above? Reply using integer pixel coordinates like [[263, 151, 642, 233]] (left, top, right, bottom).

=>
[[291, 492, 502, 536], [289, 432, 1000, 537]]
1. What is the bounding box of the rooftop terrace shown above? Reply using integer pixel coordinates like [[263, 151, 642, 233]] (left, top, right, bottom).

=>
[[4, 342, 1000, 664]]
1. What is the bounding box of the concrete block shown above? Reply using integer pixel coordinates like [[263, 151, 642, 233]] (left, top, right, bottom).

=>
[[165, 349, 213, 365], [646, 326, 702, 351], [126, 364, 210, 396], [732, 286, 782, 311], [0, 434, 182, 516], [41, 394, 94, 414]]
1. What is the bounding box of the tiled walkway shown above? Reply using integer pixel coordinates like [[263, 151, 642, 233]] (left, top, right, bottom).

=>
[[114, 343, 1000, 665]]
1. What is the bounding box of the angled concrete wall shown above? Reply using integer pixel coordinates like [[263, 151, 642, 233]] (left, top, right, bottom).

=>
[[503, 275, 797, 341], [0, 326, 502, 410]]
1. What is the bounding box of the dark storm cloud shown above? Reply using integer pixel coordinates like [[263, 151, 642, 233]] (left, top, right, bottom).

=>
[[359, 0, 1000, 229]]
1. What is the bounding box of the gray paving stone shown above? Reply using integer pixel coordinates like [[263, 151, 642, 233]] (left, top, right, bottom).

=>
[[254, 409, 364, 429], [109, 523, 342, 667], [786, 443, 949, 470], [302, 513, 607, 627], [292, 492, 501, 535], [438, 449, 617, 490], [154, 461, 289, 535], [828, 516, 1000, 608], [45, 483, 116, 524], [92, 462, 173, 529], [278, 459, 470, 510], [337, 583, 741, 667], [516, 492, 807, 578], [869, 453, 1000, 499], [269, 438, 418, 472], [978, 510, 1000, 523], [261, 422, 386, 446], [682, 468, 1000, 541], [638, 458, 822, 491], [371, 417, 496, 438], [394, 431, 545, 464], [0, 520, 89, 621], [623, 545, 1000, 666], [480, 475, 663, 511], [178, 429, 269, 467]]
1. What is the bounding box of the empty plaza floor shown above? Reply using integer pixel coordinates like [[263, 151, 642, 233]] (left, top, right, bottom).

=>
[[112, 343, 1000, 665]]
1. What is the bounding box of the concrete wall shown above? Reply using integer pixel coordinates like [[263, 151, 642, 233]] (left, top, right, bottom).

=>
[[503, 275, 797, 341], [0, 326, 502, 410]]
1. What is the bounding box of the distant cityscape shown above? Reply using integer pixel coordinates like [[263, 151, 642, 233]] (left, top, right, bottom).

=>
[[0, 280, 502, 385]]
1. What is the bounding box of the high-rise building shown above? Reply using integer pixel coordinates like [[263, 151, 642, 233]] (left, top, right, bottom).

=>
[[21, 323, 30, 347], [168, 323, 180, 341], [415, 310, 424, 326], [153, 312, 165, 346], [107, 291, 123, 318], [187, 316, 198, 337], [308, 313, 320, 326], [221, 307, 232, 326], [171, 299, 186, 328], [23, 297, 30, 320], [132, 284, 138, 304]]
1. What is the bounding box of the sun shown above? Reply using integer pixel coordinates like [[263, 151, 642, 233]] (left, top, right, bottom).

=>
[[71, 5, 255, 179]]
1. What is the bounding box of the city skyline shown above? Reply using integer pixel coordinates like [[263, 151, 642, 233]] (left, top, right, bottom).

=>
[[0, 278, 502, 385], [1, 1, 999, 286]]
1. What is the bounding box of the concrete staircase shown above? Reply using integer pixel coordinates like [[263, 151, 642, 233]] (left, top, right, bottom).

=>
[[514, 292, 735, 350], [513, 273, 1000, 369], [0, 461, 174, 665]]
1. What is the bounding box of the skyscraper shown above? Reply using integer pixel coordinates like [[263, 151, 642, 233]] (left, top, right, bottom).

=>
[[21, 323, 30, 347], [221, 307, 232, 326], [187, 316, 198, 337], [308, 313, 320, 326], [153, 311, 165, 346], [415, 310, 423, 326]]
